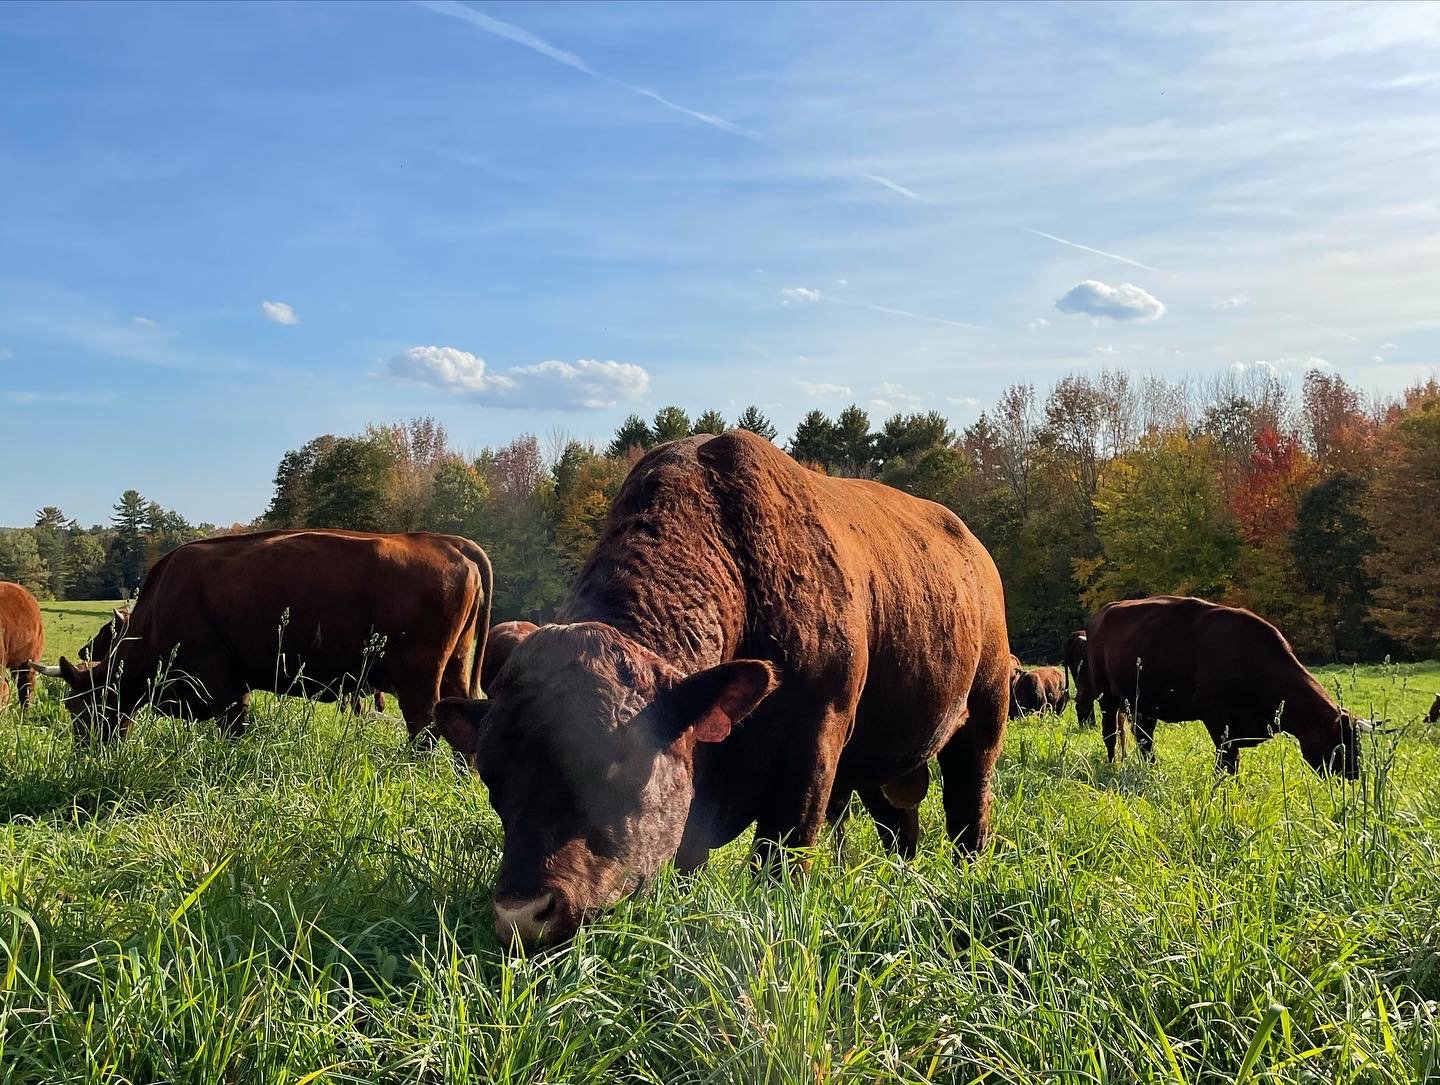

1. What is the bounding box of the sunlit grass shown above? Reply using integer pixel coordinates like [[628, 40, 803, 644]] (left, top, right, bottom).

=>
[[2, 653, 1438, 1083]]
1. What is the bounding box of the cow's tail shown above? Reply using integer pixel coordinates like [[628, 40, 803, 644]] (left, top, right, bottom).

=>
[[462, 542, 494, 699]]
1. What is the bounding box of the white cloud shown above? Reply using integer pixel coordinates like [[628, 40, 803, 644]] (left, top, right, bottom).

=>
[[946, 395, 981, 407], [836, 278, 849, 286], [1232, 356, 1332, 376], [1027, 229, 1159, 272], [132, 316, 158, 329], [1027, 317, 1050, 330], [863, 173, 925, 202], [261, 300, 300, 326], [782, 287, 823, 304], [796, 379, 852, 397], [1380, 342, 1399, 352], [1055, 280, 1165, 322], [870, 381, 922, 411], [0, 347, 12, 362], [1091, 344, 1119, 355], [1213, 295, 1250, 311], [387, 345, 649, 409]]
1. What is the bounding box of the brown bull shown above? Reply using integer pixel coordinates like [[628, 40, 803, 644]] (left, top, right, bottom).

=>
[[0, 581, 44, 709], [1082, 595, 1361, 776], [1010, 665, 1069, 717], [51, 530, 491, 743], [434, 430, 1010, 947]]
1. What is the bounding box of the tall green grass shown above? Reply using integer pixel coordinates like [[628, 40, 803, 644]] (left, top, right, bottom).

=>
[[2, 661, 1438, 1083]]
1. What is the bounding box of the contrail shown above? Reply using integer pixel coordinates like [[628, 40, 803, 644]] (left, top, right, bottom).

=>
[[418, 0, 761, 139], [418, 1, 926, 198], [1027, 228, 1160, 273], [863, 173, 925, 202]]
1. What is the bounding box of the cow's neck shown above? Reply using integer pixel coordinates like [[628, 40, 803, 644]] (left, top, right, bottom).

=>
[[560, 550, 747, 674]]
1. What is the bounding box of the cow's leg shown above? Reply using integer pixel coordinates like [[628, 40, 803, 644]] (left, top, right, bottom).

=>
[[857, 786, 921, 859], [937, 676, 1007, 855], [1100, 698, 1124, 763], [16, 664, 36, 708], [751, 705, 850, 873], [439, 653, 469, 700], [395, 685, 440, 748], [1133, 713, 1157, 761]]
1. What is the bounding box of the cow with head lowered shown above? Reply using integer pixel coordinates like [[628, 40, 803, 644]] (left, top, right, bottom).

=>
[[434, 430, 1010, 948], [44, 530, 491, 743], [1, 581, 45, 709], [1083, 595, 1363, 776], [1010, 665, 1069, 718]]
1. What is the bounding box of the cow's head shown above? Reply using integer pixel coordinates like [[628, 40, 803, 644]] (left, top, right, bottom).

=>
[[1297, 708, 1361, 779], [53, 656, 125, 741], [79, 608, 130, 663], [434, 621, 777, 948]]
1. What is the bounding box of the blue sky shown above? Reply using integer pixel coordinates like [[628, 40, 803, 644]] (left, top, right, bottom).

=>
[[3, 1, 1438, 526]]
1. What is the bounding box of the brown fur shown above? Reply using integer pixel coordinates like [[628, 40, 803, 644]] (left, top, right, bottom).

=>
[[435, 430, 1009, 946], [0, 582, 44, 709], [1010, 665, 1069, 717], [480, 620, 538, 693], [1064, 630, 1092, 726], [56, 530, 492, 743], [1083, 595, 1358, 776]]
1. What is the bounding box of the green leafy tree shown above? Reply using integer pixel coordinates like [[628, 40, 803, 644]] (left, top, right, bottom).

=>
[[876, 411, 954, 467], [832, 405, 876, 476], [305, 435, 395, 531], [1082, 431, 1239, 607], [32, 506, 68, 598], [651, 406, 692, 445], [734, 406, 778, 442], [64, 530, 109, 599], [109, 489, 149, 596], [0, 531, 49, 596], [422, 457, 490, 537], [1292, 473, 1383, 660], [692, 409, 727, 436], [264, 436, 336, 527], [607, 415, 654, 459]]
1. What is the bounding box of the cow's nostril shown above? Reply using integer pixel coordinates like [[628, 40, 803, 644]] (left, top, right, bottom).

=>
[[493, 892, 559, 945]]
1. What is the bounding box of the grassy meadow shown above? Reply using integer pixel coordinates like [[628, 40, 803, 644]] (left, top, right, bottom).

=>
[[1, 601, 1439, 1083]]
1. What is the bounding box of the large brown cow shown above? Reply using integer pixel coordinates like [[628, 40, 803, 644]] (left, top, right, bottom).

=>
[[1064, 630, 1092, 725], [433, 430, 1010, 947], [47, 530, 492, 743], [1083, 595, 1361, 776], [1010, 665, 1069, 718], [0, 581, 44, 709], [480, 621, 539, 693]]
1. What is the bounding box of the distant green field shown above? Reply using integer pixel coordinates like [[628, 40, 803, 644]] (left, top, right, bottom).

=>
[[3, 604, 1439, 1082], [35, 599, 127, 662]]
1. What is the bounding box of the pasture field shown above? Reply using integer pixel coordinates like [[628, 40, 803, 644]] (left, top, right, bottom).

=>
[[2, 605, 1439, 1083]]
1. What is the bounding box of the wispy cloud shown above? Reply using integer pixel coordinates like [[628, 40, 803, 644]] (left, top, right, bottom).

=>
[[1305, 319, 1362, 344], [1027, 229, 1160, 273], [863, 302, 984, 331], [796, 379, 852, 397], [1213, 295, 1250, 311], [871, 380, 923, 411], [0, 347, 12, 362], [132, 315, 158, 329], [781, 287, 823, 303], [417, 1, 759, 139]]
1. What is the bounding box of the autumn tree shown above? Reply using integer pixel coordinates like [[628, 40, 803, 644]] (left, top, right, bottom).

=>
[[1364, 391, 1440, 656]]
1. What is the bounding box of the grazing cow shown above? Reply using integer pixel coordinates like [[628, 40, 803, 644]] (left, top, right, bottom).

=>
[[480, 620, 540, 693], [1427, 693, 1440, 725], [85, 605, 388, 716], [1064, 630, 1093, 725], [46, 530, 491, 743], [1010, 665, 1069, 718], [0, 581, 44, 709], [433, 430, 1009, 947], [1084, 595, 1361, 776]]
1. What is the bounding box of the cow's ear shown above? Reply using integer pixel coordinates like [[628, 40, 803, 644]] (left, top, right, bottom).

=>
[[434, 697, 491, 768], [655, 660, 778, 745]]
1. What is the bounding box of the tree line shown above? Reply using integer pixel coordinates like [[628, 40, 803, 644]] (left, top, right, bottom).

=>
[[6, 371, 1437, 663]]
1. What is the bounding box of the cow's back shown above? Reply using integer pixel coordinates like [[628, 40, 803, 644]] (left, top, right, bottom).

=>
[[124, 530, 484, 693]]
